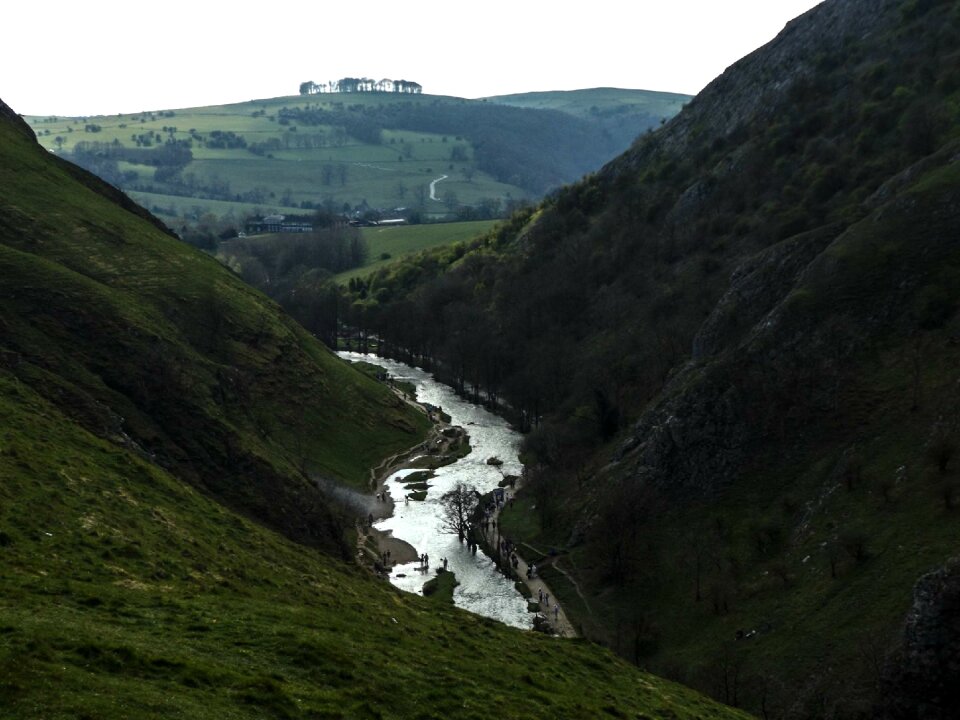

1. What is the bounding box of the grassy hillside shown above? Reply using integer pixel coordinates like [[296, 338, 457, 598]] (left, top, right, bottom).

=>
[[0, 96, 429, 555], [332, 0, 960, 715], [28, 94, 505, 228], [0, 97, 746, 719], [0, 372, 748, 719], [484, 87, 689, 118], [25, 89, 678, 239], [484, 87, 690, 145], [338, 220, 498, 282]]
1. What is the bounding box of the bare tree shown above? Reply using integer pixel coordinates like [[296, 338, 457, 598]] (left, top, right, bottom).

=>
[[439, 483, 478, 542]]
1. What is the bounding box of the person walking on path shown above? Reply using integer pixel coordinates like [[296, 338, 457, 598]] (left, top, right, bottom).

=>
[[484, 474, 577, 638]]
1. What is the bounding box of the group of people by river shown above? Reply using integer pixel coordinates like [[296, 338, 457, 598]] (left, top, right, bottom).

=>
[[498, 537, 523, 573], [340, 350, 571, 634]]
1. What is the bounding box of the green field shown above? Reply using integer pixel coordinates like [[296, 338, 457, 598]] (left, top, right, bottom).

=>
[[25, 94, 528, 230], [128, 190, 302, 228], [26, 94, 525, 228], [337, 220, 498, 282]]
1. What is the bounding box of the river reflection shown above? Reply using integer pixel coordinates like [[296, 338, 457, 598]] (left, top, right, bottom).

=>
[[338, 352, 531, 629]]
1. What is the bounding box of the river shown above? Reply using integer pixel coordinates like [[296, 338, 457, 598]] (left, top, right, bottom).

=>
[[338, 352, 531, 630]]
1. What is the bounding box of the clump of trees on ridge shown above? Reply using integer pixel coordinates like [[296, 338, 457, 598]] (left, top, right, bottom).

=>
[[300, 78, 423, 95]]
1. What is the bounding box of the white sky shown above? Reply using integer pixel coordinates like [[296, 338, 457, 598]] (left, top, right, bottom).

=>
[[3, 0, 823, 117]]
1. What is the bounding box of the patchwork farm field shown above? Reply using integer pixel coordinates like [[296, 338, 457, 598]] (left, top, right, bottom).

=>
[[28, 94, 518, 227], [25, 88, 685, 234]]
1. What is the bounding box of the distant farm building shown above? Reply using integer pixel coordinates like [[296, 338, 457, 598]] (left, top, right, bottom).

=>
[[244, 214, 314, 235]]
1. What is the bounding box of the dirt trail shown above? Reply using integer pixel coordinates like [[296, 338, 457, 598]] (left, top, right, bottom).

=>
[[551, 559, 592, 617], [485, 499, 578, 638]]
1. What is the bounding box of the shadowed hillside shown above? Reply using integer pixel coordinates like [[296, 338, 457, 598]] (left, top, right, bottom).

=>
[[336, 0, 960, 715], [1, 98, 429, 557], [0, 97, 748, 719]]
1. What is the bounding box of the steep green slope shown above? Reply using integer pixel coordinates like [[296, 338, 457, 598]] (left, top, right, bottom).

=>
[[0, 99, 746, 719], [0, 374, 747, 719], [335, 0, 960, 715], [1, 97, 429, 556]]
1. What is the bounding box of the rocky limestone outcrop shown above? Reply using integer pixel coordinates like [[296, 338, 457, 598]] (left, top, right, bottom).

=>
[[692, 223, 842, 360], [614, 361, 749, 497], [613, 157, 960, 498], [881, 557, 960, 719], [605, 0, 901, 181]]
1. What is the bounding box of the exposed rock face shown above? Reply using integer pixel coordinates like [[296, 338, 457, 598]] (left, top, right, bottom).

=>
[[691, 224, 841, 360], [613, 152, 960, 498], [607, 0, 901, 179], [614, 359, 748, 497], [881, 558, 960, 719]]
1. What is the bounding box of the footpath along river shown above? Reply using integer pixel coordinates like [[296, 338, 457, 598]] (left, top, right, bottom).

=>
[[338, 352, 531, 629]]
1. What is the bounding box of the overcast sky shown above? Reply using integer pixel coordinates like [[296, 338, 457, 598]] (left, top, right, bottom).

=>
[[4, 0, 823, 117]]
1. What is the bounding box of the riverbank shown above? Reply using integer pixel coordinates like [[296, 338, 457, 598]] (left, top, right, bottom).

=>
[[338, 351, 533, 628], [365, 375, 576, 635], [357, 392, 469, 571], [475, 489, 578, 638]]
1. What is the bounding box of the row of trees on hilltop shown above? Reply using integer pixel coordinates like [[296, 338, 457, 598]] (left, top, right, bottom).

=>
[[299, 78, 423, 95]]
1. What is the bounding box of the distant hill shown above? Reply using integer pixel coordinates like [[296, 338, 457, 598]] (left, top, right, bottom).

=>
[[0, 97, 748, 720], [484, 87, 691, 147], [25, 89, 686, 245]]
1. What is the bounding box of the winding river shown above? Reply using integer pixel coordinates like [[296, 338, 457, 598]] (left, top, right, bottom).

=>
[[338, 352, 531, 629]]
